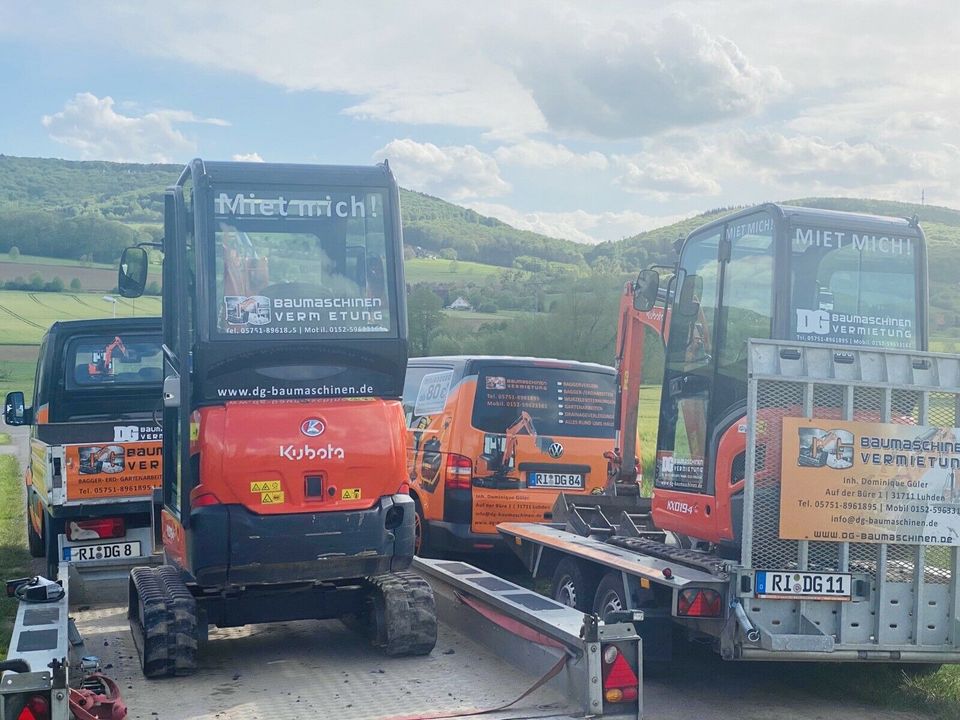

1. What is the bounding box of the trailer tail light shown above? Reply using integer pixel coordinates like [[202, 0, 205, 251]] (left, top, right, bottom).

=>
[[16, 695, 50, 720], [66, 517, 124, 541], [444, 454, 473, 490], [601, 643, 638, 704], [677, 588, 723, 617]]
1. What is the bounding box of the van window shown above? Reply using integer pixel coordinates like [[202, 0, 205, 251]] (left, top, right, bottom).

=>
[[66, 334, 163, 389], [472, 366, 616, 439], [402, 366, 451, 425]]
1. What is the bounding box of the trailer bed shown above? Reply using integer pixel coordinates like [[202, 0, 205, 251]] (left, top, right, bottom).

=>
[[72, 605, 575, 720]]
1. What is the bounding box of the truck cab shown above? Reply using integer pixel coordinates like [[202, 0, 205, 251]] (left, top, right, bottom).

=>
[[4, 317, 163, 580]]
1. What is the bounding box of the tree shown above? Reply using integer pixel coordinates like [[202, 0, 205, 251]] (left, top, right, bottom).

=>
[[439, 248, 458, 260], [69, 278, 82, 291], [407, 285, 444, 356], [8, 246, 19, 260], [43, 277, 65, 292], [448, 259, 459, 274]]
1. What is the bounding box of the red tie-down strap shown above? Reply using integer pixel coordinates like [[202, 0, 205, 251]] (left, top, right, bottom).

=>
[[69, 673, 128, 720], [380, 592, 573, 720]]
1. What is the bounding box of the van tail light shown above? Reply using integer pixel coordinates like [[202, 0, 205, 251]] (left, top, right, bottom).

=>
[[444, 454, 473, 490], [16, 695, 51, 720], [66, 517, 125, 541], [677, 588, 723, 617], [601, 643, 639, 704]]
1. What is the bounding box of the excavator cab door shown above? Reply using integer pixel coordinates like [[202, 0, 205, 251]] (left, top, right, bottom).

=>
[[654, 210, 776, 544]]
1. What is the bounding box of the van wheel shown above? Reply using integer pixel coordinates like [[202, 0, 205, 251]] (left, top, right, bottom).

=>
[[593, 571, 628, 621], [551, 558, 598, 613], [27, 502, 44, 559], [412, 496, 431, 558]]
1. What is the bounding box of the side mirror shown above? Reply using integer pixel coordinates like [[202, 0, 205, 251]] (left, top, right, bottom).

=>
[[677, 275, 703, 318], [632, 269, 660, 312], [118, 247, 149, 298], [4, 392, 26, 426]]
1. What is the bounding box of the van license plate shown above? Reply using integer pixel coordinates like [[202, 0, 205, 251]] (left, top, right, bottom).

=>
[[527, 473, 584, 489], [63, 541, 141, 563], [755, 571, 851, 600]]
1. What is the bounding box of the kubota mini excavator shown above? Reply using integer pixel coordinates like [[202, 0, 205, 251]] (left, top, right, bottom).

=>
[[118, 158, 436, 677]]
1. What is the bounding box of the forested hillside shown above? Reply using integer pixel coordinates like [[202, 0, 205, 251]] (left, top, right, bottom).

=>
[[0, 155, 585, 269]]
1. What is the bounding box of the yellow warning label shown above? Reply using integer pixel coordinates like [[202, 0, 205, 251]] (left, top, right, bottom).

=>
[[250, 481, 281, 493], [261, 491, 285, 504], [341, 488, 362, 500], [189, 422, 199, 441]]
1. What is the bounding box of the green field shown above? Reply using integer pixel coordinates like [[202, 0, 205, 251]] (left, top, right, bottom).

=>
[[0, 455, 30, 655], [3, 253, 114, 269], [0, 290, 162, 345], [405, 258, 516, 283]]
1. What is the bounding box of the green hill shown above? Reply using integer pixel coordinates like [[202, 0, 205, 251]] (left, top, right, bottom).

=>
[[0, 155, 585, 270]]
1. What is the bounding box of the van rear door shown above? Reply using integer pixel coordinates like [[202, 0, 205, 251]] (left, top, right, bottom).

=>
[[469, 363, 616, 534]]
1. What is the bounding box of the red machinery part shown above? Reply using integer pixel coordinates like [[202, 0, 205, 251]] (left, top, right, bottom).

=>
[[69, 674, 127, 720]]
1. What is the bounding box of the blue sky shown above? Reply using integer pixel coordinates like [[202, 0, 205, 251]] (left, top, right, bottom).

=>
[[2, 1, 958, 243]]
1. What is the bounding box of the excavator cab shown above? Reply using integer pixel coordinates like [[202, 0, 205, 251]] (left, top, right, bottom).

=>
[[645, 204, 928, 552]]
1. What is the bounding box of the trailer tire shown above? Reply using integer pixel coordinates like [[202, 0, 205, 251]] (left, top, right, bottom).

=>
[[27, 502, 43, 559], [551, 558, 599, 613], [592, 571, 628, 621]]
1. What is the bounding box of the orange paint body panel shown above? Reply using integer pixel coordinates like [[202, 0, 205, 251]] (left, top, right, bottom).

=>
[[191, 399, 407, 517]]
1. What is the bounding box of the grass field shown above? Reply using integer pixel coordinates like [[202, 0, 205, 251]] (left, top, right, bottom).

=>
[[3, 254, 114, 269], [0, 455, 30, 655], [0, 290, 162, 345], [405, 258, 517, 283]]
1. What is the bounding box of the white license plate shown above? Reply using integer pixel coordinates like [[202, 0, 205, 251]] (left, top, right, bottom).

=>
[[528, 472, 584, 489], [755, 570, 852, 600], [63, 541, 142, 563]]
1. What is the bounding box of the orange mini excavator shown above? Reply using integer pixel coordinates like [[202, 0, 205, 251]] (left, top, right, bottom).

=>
[[118, 158, 436, 677]]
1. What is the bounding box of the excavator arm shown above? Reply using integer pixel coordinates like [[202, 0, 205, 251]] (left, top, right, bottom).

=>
[[88, 336, 128, 377], [608, 280, 668, 489]]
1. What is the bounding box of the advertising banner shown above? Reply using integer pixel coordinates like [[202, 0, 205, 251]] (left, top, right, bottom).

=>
[[65, 442, 162, 500], [471, 488, 550, 535], [779, 417, 960, 545]]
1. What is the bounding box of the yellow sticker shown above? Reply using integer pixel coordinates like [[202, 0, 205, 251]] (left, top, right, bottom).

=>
[[341, 488, 362, 500], [261, 491, 285, 504], [250, 481, 281, 493], [189, 422, 200, 441]]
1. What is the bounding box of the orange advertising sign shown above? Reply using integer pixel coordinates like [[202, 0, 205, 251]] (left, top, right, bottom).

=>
[[779, 417, 960, 545], [65, 442, 162, 500]]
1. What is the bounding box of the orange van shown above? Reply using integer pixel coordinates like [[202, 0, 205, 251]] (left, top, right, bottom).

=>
[[403, 356, 617, 554]]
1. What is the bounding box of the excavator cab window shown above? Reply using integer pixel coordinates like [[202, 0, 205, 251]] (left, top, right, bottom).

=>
[[211, 188, 395, 339], [789, 222, 920, 350]]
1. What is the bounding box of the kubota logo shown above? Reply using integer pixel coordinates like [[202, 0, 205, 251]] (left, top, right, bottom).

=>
[[279, 444, 345, 461], [300, 418, 325, 437], [547, 442, 564, 459]]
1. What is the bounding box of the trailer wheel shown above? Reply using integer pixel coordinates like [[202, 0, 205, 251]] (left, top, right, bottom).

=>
[[27, 500, 43, 559], [550, 558, 598, 613], [592, 571, 628, 621]]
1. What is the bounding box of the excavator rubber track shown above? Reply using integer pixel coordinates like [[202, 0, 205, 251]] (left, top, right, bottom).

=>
[[128, 566, 198, 678], [368, 571, 438, 657]]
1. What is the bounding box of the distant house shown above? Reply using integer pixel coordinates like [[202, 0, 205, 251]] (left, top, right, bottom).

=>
[[447, 296, 473, 311]]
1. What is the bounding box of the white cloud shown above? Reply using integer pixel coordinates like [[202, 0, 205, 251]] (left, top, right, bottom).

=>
[[465, 202, 686, 245], [514, 12, 786, 138], [493, 141, 608, 170], [232, 152, 264, 162], [374, 139, 510, 200], [41, 93, 227, 163]]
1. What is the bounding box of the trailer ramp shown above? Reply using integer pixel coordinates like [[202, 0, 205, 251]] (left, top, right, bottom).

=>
[[415, 557, 643, 719]]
